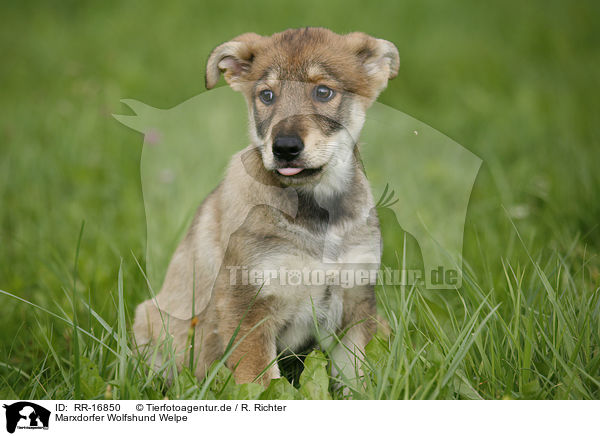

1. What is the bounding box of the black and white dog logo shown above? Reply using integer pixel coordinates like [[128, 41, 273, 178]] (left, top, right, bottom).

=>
[[3, 402, 50, 433]]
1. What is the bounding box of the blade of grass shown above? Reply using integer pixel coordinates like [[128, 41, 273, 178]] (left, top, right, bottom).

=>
[[71, 220, 85, 399]]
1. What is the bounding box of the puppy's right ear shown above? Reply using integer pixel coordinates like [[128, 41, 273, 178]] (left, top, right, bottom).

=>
[[205, 33, 263, 90]]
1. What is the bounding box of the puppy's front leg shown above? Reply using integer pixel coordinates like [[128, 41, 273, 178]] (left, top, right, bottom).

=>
[[330, 291, 377, 386], [221, 298, 280, 385]]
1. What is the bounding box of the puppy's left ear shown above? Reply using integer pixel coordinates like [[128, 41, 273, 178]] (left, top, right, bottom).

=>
[[205, 33, 263, 91], [348, 33, 400, 95]]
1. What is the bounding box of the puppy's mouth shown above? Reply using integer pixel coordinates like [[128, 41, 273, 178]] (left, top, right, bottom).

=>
[[275, 167, 322, 177]]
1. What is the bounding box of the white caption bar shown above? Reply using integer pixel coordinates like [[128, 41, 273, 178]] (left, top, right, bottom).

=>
[[0, 400, 596, 435]]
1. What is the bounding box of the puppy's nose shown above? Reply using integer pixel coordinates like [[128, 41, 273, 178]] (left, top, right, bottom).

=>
[[272, 135, 304, 161]]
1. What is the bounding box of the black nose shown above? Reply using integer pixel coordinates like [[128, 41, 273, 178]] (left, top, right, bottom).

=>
[[272, 135, 304, 161]]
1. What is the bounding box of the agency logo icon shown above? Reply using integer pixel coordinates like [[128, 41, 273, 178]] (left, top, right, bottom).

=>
[[2, 402, 50, 434]]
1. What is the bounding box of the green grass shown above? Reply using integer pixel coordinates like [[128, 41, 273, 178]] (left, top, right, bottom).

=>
[[1, 0, 599, 399]]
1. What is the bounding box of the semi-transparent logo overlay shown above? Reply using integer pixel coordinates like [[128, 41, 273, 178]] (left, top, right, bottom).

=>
[[115, 85, 481, 320]]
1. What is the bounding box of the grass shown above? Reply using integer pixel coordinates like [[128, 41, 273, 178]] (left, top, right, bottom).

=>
[[1, 0, 599, 399]]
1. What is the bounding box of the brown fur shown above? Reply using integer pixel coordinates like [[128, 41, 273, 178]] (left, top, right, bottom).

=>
[[133, 28, 399, 387]]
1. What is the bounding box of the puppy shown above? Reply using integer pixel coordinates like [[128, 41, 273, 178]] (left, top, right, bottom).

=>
[[133, 27, 399, 387]]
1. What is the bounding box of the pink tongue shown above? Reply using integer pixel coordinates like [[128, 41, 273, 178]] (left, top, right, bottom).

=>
[[277, 168, 303, 176]]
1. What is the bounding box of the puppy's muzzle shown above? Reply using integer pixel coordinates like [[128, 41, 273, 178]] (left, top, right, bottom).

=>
[[272, 134, 304, 162]]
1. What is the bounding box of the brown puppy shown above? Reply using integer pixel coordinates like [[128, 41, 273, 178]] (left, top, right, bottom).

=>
[[133, 28, 399, 386]]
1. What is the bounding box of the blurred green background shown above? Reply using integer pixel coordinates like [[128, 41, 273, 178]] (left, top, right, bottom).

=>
[[1, 0, 599, 399]]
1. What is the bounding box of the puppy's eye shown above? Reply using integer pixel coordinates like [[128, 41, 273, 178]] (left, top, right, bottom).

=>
[[314, 85, 335, 102], [258, 89, 275, 105]]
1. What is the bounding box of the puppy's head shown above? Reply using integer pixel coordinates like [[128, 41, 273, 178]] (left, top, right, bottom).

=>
[[206, 28, 399, 196]]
